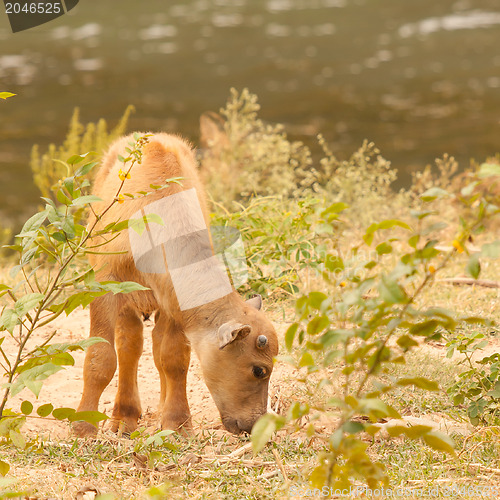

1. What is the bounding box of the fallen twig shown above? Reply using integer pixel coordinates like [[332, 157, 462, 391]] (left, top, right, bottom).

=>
[[272, 448, 288, 485], [227, 442, 253, 459], [439, 277, 500, 288], [256, 469, 280, 480]]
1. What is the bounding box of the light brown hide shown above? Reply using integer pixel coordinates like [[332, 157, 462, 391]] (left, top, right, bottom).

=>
[[73, 133, 278, 437]]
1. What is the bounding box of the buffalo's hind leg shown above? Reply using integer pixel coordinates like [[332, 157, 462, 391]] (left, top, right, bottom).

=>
[[152, 312, 192, 433], [73, 294, 118, 437], [110, 306, 144, 433]]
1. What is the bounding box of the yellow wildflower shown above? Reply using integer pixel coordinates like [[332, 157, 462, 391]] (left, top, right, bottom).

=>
[[117, 194, 125, 204], [452, 239, 464, 253], [428, 265, 436, 273], [118, 169, 131, 181], [340, 281, 347, 287]]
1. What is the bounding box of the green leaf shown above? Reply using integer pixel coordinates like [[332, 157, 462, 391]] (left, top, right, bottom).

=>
[[251, 413, 283, 453], [11, 364, 63, 397], [18, 209, 48, 236], [468, 398, 487, 419], [99, 281, 149, 294], [62, 290, 108, 315], [321, 202, 349, 221], [325, 254, 344, 273], [343, 420, 365, 434], [14, 293, 44, 317], [314, 223, 333, 235], [9, 429, 25, 449], [0, 284, 11, 298], [420, 187, 450, 202], [307, 292, 328, 310], [0, 92, 16, 99], [377, 219, 412, 231], [71, 195, 103, 206], [52, 407, 76, 420], [75, 161, 99, 177], [285, 323, 298, 351], [67, 153, 90, 165], [387, 424, 434, 439], [487, 381, 500, 399], [37, 403, 54, 417], [309, 463, 329, 489], [20, 401, 33, 415], [410, 210, 436, 220], [0, 309, 19, 334], [289, 402, 310, 419], [376, 242, 393, 255], [307, 316, 329, 335], [378, 275, 407, 304], [68, 410, 108, 426], [397, 377, 439, 391], [61, 215, 76, 239], [0, 460, 9, 476], [409, 320, 439, 337], [56, 188, 72, 206], [466, 253, 481, 279], [397, 334, 419, 349], [128, 214, 165, 236], [422, 431, 455, 454], [478, 163, 500, 178], [299, 352, 315, 367], [359, 398, 401, 419], [364, 219, 411, 245]]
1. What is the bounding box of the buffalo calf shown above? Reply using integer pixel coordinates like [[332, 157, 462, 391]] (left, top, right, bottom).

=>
[[73, 133, 279, 436]]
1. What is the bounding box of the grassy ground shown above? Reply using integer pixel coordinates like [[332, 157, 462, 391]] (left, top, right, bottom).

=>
[[0, 251, 498, 499]]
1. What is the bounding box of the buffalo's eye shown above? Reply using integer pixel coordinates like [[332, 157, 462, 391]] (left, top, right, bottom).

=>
[[252, 366, 268, 379]]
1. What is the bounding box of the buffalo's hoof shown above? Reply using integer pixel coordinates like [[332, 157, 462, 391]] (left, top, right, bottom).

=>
[[109, 416, 139, 435], [161, 413, 193, 436], [72, 420, 98, 438]]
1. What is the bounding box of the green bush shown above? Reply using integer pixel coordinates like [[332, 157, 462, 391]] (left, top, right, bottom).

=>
[[201, 88, 314, 204], [201, 88, 403, 226], [251, 160, 499, 490], [211, 195, 345, 298]]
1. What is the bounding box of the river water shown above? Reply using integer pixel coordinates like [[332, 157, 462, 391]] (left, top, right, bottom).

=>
[[1, 0, 499, 226]]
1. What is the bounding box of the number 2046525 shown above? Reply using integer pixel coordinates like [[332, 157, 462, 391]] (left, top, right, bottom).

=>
[[5, 2, 62, 14]]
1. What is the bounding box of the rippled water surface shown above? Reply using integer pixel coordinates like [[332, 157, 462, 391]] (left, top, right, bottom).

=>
[[1, 0, 499, 225]]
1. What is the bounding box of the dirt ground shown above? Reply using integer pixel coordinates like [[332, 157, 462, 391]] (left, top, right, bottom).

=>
[[3, 289, 497, 441], [4, 306, 291, 440]]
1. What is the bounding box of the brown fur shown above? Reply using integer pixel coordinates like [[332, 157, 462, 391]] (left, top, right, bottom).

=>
[[73, 133, 279, 437]]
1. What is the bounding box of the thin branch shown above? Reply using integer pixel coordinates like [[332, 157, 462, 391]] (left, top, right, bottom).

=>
[[439, 277, 499, 288]]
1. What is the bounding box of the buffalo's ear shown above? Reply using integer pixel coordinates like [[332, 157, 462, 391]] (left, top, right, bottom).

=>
[[218, 321, 251, 350], [245, 295, 262, 310]]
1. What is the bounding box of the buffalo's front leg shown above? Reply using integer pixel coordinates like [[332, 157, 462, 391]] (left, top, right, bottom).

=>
[[152, 312, 192, 432], [110, 306, 144, 433], [73, 295, 118, 437]]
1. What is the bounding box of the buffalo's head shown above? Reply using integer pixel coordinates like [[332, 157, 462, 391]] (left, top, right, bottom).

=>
[[189, 294, 279, 434]]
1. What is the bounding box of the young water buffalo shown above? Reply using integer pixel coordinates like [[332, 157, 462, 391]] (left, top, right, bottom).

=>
[[73, 133, 278, 437]]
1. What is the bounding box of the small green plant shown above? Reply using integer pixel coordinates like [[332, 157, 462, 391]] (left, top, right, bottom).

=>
[[447, 332, 500, 426], [130, 427, 178, 469], [251, 161, 499, 490], [30, 105, 134, 199]]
